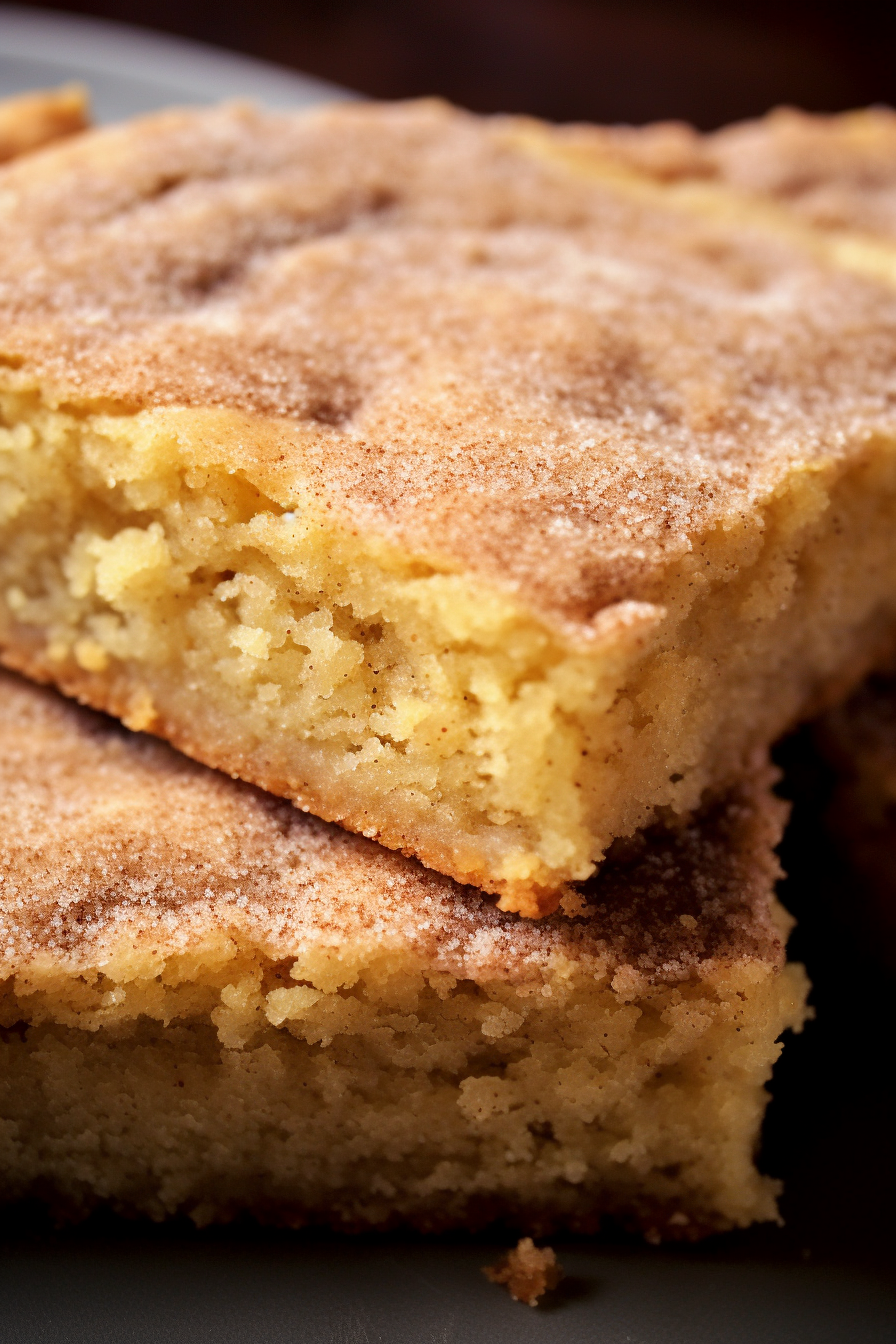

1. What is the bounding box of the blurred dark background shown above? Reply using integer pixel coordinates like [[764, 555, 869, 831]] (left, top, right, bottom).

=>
[[10, 0, 896, 129]]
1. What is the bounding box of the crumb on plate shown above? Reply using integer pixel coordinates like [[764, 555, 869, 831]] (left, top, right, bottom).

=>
[[484, 1237, 564, 1306]]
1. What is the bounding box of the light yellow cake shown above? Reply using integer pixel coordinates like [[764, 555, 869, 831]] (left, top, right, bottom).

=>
[[3, 100, 896, 912], [0, 670, 808, 1240]]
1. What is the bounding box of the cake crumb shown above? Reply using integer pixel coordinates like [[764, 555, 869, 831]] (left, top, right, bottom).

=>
[[559, 890, 594, 918], [484, 1238, 564, 1306]]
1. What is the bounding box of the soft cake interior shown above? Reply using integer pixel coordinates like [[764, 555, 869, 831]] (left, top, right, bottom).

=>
[[2, 388, 896, 913], [0, 673, 809, 1239]]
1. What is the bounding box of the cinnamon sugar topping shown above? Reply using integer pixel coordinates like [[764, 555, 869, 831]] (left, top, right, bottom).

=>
[[2, 99, 896, 625]]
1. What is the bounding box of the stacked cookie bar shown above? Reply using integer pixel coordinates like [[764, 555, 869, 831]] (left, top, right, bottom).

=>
[[2, 94, 896, 1237], [0, 670, 804, 1240]]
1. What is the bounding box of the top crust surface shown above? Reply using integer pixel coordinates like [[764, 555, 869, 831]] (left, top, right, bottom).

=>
[[707, 107, 896, 242], [0, 670, 785, 985], [2, 99, 896, 630], [571, 106, 896, 245]]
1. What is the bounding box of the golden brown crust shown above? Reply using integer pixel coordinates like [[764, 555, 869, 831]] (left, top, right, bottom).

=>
[[706, 106, 896, 242], [566, 106, 896, 247], [0, 669, 786, 983], [2, 100, 896, 630], [0, 85, 89, 164]]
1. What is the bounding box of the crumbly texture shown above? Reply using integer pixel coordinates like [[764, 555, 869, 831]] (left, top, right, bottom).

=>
[[815, 672, 896, 963], [483, 1237, 563, 1306], [0, 85, 88, 164], [0, 670, 808, 1239], [3, 100, 896, 911]]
